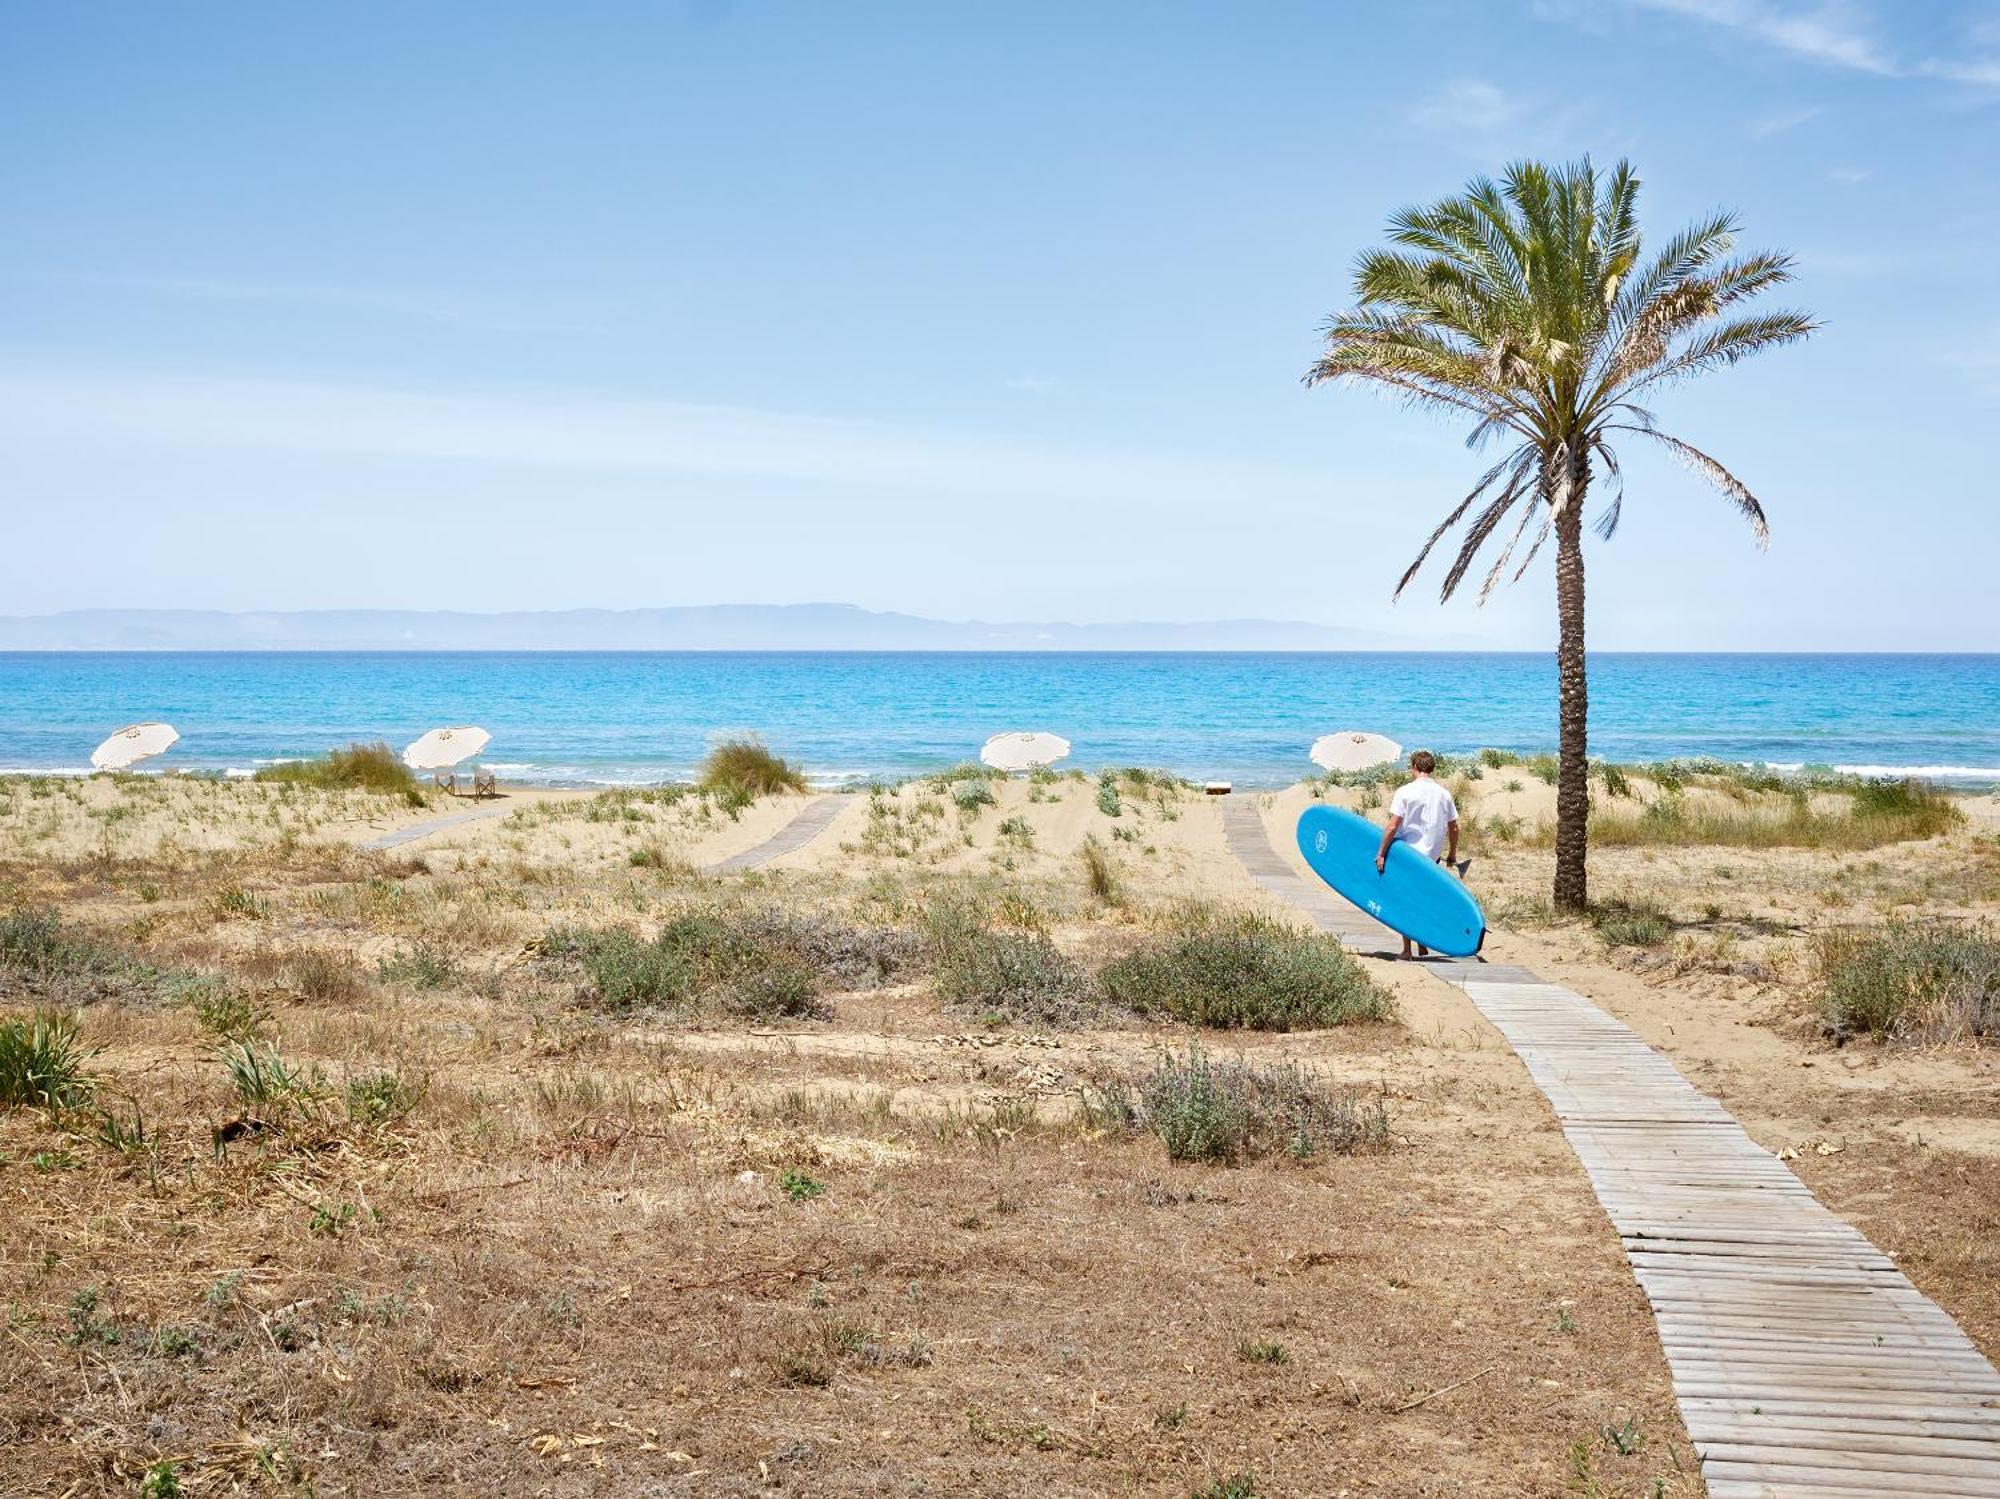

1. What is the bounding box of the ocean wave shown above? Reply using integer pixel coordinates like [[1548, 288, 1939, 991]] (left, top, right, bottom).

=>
[[1758, 761, 2000, 780]]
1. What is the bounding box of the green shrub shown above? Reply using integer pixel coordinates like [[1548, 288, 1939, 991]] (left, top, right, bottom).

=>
[[1816, 921, 1999, 1043], [0, 906, 68, 973], [1132, 1044, 1388, 1163], [1591, 901, 1672, 947], [0, 1010, 99, 1110], [0, 906, 149, 1002], [377, 941, 456, 989], [699, 738, 808, 798], [924, 903, 1100, 1028], [254, 741, 419, 795], [542, 906, 916, 1020], [1095, 778, 1123, 817], [780, 1168, 826, 1202], [1102, 914, 1392, 1030], [1236, 1339, 1289, 1365], [166, 975, 265, 1039], [1192, 1475, 1260, 1499], [953, 781, 997, 813], [346, 1070, 424, 1126]]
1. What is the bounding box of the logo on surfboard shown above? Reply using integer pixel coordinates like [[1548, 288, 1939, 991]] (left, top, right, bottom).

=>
[[1313, 830, 1328, 854]]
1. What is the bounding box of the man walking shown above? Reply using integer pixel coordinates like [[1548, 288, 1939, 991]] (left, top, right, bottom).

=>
[[1374, 750, 1461, 959]]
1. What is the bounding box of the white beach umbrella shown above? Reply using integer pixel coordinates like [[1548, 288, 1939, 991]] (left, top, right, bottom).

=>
[[979, 731, 1071, 773], [402, 725, 491, 771], [91, 722, 180, 771], [1309, 731, 1403, 774]]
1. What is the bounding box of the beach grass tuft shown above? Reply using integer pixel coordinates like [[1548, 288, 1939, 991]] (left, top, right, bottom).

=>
[[254, 741, 421, 797], [699, 738, 808, 798], [0, 1010, 99, 1110]]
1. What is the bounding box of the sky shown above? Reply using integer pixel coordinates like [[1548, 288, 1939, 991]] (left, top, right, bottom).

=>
[[3, 0, 1997, 650]]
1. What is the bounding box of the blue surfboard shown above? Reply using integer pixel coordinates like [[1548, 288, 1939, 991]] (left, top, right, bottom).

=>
[[1296, 804, 1485, 957]]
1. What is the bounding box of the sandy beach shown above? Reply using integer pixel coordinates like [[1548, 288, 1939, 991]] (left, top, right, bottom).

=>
[[3, 762, 1994, 1495]]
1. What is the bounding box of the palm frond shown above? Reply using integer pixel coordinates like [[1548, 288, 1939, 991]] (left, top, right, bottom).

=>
[[1609, 425, 1770, 546], [1477, 490, 1550, 603], [1392, 445, 1533, 599], [1625, 310, 1820, 393], [1592, 440, 1625, 541], [1438, 478, 1531, 603]]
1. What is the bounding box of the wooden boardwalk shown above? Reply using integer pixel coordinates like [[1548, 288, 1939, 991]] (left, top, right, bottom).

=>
[[1220, 798, 2000, 1497], [703, 794, 846, 874]]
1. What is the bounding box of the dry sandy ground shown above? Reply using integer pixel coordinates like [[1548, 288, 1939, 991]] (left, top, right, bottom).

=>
[[1, 769, 1994, 1496]]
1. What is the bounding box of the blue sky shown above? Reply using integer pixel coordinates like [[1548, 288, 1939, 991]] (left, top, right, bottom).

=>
[[3, 0, 1996, 649]]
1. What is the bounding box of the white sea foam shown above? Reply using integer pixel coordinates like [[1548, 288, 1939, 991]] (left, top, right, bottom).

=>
[[1756, 761, 2000, 781]]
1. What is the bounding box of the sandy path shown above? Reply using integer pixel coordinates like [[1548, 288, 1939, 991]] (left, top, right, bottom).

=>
[[1223, 798, 2000, 1495]]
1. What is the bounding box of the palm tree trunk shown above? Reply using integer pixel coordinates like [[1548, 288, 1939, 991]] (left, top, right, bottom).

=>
[[1552, 452, 1591, 913]]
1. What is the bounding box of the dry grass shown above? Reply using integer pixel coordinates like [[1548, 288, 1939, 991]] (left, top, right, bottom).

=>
[[0, 775, 1702, 1496]]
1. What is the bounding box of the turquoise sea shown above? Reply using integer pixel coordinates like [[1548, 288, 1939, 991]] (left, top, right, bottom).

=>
[[1, 652, 1996, 789]]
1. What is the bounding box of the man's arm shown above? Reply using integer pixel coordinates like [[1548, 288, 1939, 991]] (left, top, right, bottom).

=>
[[1376, 814, 1402, 872]]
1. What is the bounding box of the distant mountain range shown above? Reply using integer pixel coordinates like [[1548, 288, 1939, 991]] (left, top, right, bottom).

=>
[[0, 604, 1406, 651]]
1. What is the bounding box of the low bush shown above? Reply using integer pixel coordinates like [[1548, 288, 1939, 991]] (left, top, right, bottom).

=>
[[255, 742, 420, 797], [377, 941, 456, 989], [1101, 914, 1393, 1030], [346, 1069, 424, 1126], [1816, 921, 1999, 1044], [0, 1010, 99, 1110], [952, 781, 996, 813], [544, 906, 918, 1020], [924, 902, 1100, 1028], [1590, 900, 1672, 947], [1126, 1043, 1389, 1163], [699, 738, 808, 798], [1, 906, 165, 1005]]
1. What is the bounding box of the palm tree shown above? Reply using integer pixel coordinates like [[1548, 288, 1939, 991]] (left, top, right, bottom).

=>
[[1306, 158, 1815, 912]]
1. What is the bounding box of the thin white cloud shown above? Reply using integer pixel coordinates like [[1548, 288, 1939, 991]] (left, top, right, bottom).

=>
[[1406, 78, 1598, 153], [1748, 104, 1825, 135], [1410, 80, 1525, 133], [16, 270, 600, 335], [0, 365, 1327, 506], [1825, 164, 1874, 183], [1004, 373, 1057, 394], [1623, 0, 2000, 85]]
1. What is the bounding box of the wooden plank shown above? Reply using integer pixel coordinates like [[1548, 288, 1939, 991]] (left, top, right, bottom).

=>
[[1699, 1458, 2000, 1497], [1699, 1440, 2000, 1481]]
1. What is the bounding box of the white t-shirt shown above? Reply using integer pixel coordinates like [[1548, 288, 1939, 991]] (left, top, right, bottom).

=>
[[1389, 777, 1458, 861]]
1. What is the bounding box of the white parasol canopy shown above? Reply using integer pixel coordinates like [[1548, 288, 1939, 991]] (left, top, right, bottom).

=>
[[91, 722, 179, 771], [402, 725, 491, 771], [979, 730, 1071, 773], [1309, 731, 1403, 774]]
